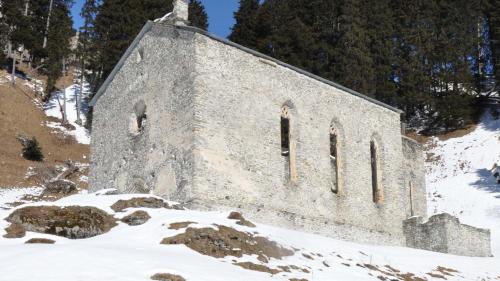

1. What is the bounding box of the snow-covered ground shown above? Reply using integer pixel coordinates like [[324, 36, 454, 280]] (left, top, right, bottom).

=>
[[0, 107, 499, 280], [0, 190, 499, 281], [43, 73, 91, 145], [426, 110, 500, 255]]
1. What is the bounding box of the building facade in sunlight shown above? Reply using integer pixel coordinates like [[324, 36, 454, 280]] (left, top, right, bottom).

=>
[[88, 0, 490, 257]]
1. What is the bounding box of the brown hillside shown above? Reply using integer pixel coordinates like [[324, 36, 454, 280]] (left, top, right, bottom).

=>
[[0, 71, 89, 187]]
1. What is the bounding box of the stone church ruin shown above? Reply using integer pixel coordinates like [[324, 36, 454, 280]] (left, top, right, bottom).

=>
[[89, 0, 491, 257]]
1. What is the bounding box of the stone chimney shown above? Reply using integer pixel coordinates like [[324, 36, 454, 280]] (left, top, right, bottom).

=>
[[173, 0, 189, 25]]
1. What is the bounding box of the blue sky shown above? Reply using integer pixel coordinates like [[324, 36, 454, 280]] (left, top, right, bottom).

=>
[[70, 0, 239, 38]]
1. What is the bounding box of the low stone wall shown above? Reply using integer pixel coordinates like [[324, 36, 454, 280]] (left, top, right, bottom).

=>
[[403, 213, 491, 257], [401, 137, 427, 218]]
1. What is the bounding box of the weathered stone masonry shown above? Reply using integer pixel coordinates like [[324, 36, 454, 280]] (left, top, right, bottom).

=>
[[88, 15, 491, 256]]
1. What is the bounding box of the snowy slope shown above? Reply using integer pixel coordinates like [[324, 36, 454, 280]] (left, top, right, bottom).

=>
[[0, 189, 499, 281], [426, 111, 500, 255], [43, 74, 91, 145]]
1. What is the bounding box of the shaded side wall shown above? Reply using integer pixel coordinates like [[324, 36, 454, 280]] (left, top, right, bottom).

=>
[[90, 25, 197, 202], [190, 31, 408, 245], [402, 137, 427, 218], [403, 214, 491, 257]]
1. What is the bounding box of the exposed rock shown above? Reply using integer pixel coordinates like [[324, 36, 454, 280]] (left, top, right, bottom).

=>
[[25, 238, 55, 244], [302, 253, 314, 260], [3, 223, 26, 238], [234, 262, 280, 274], [227, 211, 256, 228], [6, 206, 117, 239], [150, 273, 186, 281], [111, 197, 182, 212], [168, 221, 195, 230], [161, 225, 293, 261], [42, 179, 77, 195], [121, 210, 151, 226], [100, 189, 119, 195]]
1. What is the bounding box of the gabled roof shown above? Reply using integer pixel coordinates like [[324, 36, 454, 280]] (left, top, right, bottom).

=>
[[90, 21, 403, 114]]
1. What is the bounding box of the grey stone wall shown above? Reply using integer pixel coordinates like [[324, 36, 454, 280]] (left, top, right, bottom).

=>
[[90, 25, 198, 203], [90, 23, 434, 248], [403, 214, 491, 257], [402, 137, 427, 218], [190, 29, 410, 246]]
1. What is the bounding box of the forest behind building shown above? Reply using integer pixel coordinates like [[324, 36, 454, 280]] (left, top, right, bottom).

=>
[[1, 0, 500, 134]]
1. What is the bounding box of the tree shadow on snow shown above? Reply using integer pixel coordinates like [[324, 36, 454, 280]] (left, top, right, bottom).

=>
[[471, 168, 500, 194], [478, 110, 500, 132]]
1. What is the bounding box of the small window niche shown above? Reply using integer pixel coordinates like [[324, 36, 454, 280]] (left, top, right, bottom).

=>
[[330, 126, 339, 193], [370, 140, 382, 203], [130, 100, 147, 136]]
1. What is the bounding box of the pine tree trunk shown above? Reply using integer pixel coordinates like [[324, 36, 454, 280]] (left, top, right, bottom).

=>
[[62, 58, 67, 124], [19, 48, 24, 69], [43, 0, 54, 49], [24, 0, 29, 16], [7, 41, 12, 58], [11, 52, 16, 85], [76, 57, 84, 125]]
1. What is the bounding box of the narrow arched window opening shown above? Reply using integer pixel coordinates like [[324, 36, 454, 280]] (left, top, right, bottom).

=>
[[280, 105, 297, 183], [370, 141, 381, 203], [281, 107, 290, 156], [330, 126, 339, 193], [134, 100, 147, 132]]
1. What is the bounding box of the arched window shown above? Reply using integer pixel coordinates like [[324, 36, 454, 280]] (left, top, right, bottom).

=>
[[134, 100, 147, 132], [370, 140, 382, 203], [280, 105, 297, 183], [330, 126, 339, 193], [281, 106, 290, 156]]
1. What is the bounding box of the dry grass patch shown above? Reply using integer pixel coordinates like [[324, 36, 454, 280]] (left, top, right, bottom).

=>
[[25, 238, 55, 244], [6, 205, 117, 239], [168, 221, 195, 230], [150, 273, 185, 281], [426, 272, 447, 279], [405, 131, 431, 144], [227, 211, 256, 228], [302, 253, 314, 260], [436, 124, 477, 141], [3, 222, 26, 238], [0, 84, 89, 188], [234, 262, 280, 275], [121, 210, 150, 226], [436, 266, 458, 276], [363, 264, 428, 281], [111, 197, 181, 212], [161, 225, 294, 262]]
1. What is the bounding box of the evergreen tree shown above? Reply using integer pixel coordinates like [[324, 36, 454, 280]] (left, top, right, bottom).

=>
[[365, 0, 398, 105], [43, 0, 73, 99], [229, 0, 260, 46], [90, 0, 208, 95], [487, 0, 500, 89], [331, 0, 375, 95], [189, 0, 208, 30], [79, 0, 99, 93], [22, 137, 44, 162]]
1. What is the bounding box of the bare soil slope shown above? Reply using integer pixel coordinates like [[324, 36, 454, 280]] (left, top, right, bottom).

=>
[[0, 72, 89, 187]]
